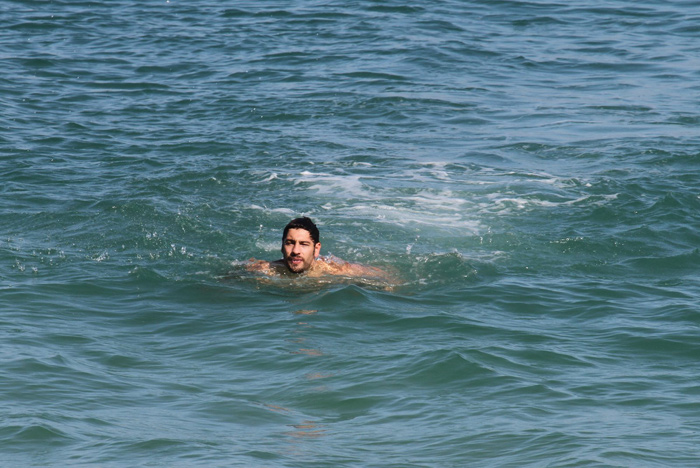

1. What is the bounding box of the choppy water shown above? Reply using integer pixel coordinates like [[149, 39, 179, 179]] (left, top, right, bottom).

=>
[[2, 1, 700, 466]]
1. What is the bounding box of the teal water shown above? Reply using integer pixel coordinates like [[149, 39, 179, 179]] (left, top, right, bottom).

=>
[[2, 1, 700, 466]]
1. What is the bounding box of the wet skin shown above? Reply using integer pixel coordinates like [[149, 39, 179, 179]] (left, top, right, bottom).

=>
[[279, 228, 321, 273], [245, 228, 394, 285]]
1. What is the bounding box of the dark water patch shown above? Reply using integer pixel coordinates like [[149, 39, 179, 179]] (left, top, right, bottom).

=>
[[18, 57, 58, 69], [7, 19, 66, 32], [336, 71, 409, 82], [511, 15, 569, 27], [251, 9, 294, 18], [83, 81, 172, 92], [656, 302, 700, 326], [571, 60, 662, 73], [366, 5, 424, 14], [566, 5, 683, 20], [221, 8, 252, 18], [416, 19, 465, 33], [673, 23, 700, 34], [0, 423, 74, 448], [394, 349, 497, 389], [667, 114, 700, 125], [622, 249, 700, 277], [3, 353, 135, 403], [587, 104, 654, 113], [596, 329, 700, 364]]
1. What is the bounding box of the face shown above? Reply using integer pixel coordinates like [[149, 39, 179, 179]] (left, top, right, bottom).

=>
[[281, 228, 321, 273]]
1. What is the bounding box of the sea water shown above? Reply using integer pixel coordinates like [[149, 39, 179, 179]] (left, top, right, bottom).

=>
[[2, 1, 700, 466]]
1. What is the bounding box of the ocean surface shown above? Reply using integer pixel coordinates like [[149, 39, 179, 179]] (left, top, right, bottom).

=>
[[2, 0, 700, 466]]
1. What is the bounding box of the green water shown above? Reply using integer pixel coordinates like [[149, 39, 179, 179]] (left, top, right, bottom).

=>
[[2, 1, 700, 466]]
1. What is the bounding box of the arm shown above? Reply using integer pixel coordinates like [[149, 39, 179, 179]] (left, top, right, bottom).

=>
[[318, 257, 394, 280], [246, 258, 273, 274]]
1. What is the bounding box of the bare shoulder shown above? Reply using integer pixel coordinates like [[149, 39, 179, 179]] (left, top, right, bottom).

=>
[[313, 256, 392, 280], [246, 258, 267, 269], [245, 258, 275, 275], [246, 258, 288, 276]]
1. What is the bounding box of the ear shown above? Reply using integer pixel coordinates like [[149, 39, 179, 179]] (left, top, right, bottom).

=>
[[314, 242, 321, 258]]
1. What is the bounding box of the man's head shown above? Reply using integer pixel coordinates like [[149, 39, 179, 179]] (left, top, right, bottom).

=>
[[281, 217, 321, 273]]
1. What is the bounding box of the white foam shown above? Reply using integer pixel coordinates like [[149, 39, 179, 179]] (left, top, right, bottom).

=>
[[286, 171, 485, 234], [277, 166, 616, 237], [486, 196, 559, 211], [335, 201, 482, 234], [296, 171, 367, 197]]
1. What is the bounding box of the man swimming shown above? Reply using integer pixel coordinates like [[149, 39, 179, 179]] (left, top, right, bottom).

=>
[[247, 217, 390, 279]]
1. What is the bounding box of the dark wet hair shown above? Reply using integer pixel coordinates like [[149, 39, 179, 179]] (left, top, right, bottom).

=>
[[282, 217, 320, 244]]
